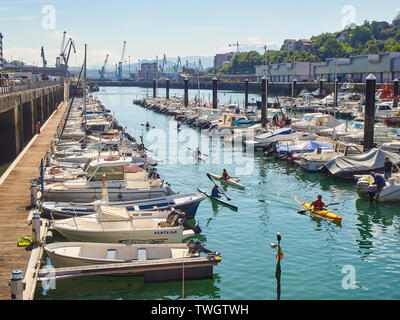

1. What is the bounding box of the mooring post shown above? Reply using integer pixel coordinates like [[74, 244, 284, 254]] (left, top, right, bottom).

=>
[[244, 79, 249, 108], [152, 79, 156, 98], [334, 79, 339, 109], [393, 79, 399, 109], [212, 77, 218, 109], [319, 79, 324, 98], [261, 76, 267, 128], [184, 77, 189, 107], [9, 270, 24, 300], [364, 74, 376, 152], [270, 232, 283, 301], [166, 78, 170, 100], [32, 212, 41, 244]]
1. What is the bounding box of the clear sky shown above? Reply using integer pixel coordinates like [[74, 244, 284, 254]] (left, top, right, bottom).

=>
[[0, 0, 399, 68]]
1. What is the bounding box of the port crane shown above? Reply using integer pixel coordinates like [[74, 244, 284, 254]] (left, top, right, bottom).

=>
[[55, 31, 76, 73], [117, 41, 126, 80], [40, 46, 47, 68], [159, 54, 167, 73], [173, 56, 182, 73], [99, 54, 109, 79]]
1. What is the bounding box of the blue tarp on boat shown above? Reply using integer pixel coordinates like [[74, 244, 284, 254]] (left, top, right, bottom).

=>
[[275, 141, 333, 154]]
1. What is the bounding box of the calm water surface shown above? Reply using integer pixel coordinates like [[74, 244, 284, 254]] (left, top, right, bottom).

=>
[[36, 86, 400, 300]]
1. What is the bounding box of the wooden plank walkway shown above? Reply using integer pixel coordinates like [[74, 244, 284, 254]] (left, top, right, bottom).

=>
[[0, 100, 67, 300]]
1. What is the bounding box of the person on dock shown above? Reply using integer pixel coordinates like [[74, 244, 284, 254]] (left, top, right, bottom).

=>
[[384, 157, 394, 180], [311, 195, 327, 211], [221, 169, 229, 181], [211, 185, 222, 198], [177, 123, 181, 130], [195, 147, 201, 157]]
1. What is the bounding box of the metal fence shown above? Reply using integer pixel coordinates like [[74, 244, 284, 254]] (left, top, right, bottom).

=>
[[0, 79, 62, 95]]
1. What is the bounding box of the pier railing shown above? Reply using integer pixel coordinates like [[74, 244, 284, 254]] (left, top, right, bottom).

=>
[[0, 79, 62, 95]]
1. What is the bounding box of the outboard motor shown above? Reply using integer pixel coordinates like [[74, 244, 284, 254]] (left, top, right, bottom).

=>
[[368, 184, 378, 202], [187, 239, 215, 255], [166, 210, 202, 234]]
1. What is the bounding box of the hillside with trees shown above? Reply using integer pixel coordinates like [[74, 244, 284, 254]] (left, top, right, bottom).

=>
[[208, 14, 400, 75]]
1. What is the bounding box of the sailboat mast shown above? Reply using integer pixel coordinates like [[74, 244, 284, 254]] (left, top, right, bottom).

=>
[[83, 44, 87, 136]]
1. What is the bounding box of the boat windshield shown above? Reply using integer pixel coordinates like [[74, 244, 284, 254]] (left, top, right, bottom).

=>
[[88, 165, 125, 182]]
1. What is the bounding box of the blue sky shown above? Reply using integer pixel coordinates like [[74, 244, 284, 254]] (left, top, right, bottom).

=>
[[0, 0, 399, 67]]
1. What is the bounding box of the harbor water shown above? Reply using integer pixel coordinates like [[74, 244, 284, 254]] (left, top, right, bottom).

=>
[[36, 86, 400, 300]]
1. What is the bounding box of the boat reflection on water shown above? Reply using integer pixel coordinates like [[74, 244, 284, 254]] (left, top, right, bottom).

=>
[[355, 198, 400, 257], [35, 271, 222, 300]]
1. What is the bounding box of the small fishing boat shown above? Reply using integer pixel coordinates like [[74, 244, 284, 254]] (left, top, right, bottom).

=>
[[356, 173, 400, 202], [44, 239, 221, 268], [197, 188, 238, 211], [52, 209, 199, 244], [40, 192, 206, 220], [301, 202, 342, 222], [208, 173, 245, 190]]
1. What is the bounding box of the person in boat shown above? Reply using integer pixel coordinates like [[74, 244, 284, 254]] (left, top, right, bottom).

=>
[[211, 185, 222, 198], [272, 113, 279, 128], [371, 172, 386, 194], [311, 195, 327, 211], [384, 157, 394, 180], [145, 122, 150, 128], [221, 169, 229, 181]]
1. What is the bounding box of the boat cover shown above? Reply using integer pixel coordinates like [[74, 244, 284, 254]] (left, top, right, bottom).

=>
[[276, 141, 333, 154], [323, 148, 400, 177]]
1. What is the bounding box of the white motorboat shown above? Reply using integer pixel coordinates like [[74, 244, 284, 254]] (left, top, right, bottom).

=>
[[42, 157, 172, 202], [356, 173, 400, 202], [40, 192, 206, 220], [44, 239, 219, 268], [52, 209, 197, 243]]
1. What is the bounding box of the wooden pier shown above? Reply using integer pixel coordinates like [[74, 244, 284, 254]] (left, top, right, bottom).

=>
[[0, 99, 68, 300]]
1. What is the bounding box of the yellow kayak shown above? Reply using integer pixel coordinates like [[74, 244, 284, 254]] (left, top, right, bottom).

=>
[[301, 202, 342, 222]]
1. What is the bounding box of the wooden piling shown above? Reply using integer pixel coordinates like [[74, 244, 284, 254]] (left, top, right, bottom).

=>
[[363, 74, 376, 152]]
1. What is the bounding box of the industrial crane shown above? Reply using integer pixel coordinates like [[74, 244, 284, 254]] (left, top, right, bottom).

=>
[[173, 56, 182, 73], [55, 31, 76, 74], [40, 46, 47, 68], [117, 41, 126, 80], [60, 37, 76, 69], [99, 54, 109, 79], [160, 54, 167, 73]]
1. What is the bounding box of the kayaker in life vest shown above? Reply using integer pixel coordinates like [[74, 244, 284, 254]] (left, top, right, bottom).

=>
[[311, 195, 327, 211], [221, 169, 229, 181], [145, 122, 150, 128], [211, 185, 222, 198]]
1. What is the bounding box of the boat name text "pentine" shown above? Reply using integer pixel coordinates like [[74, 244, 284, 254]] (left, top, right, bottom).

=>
[[151, 304, 249, 317], [154, 231, 177, 235]]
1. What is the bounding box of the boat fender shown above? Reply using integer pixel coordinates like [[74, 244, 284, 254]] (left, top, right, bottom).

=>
[[315, 120, 322, 126]]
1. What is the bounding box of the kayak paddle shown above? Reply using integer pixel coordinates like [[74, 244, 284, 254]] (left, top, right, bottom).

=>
[[206, 173, 231, 201]]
